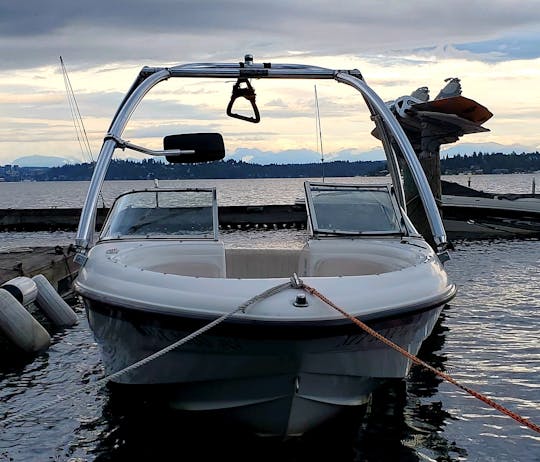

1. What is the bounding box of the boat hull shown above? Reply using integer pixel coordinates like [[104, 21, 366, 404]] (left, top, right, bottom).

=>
[[84, 297, 445, 436]]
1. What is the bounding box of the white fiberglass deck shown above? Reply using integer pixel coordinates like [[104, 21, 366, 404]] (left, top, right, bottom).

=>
[[75, 237, 453, 322]]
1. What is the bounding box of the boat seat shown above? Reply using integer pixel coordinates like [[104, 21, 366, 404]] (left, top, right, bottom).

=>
[[122, 241, 226, 278], [298, 239, 403, 277], [225, 248, 302, 279]]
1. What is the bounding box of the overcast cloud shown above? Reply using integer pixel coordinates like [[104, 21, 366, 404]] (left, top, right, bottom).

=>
[[1, 0, 540, 163], [2, 0, 540, 69]]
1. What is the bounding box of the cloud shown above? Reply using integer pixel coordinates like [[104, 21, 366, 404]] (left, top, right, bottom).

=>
[[1, 1, 540, 163], [454, 29, 540, 61], [266, 99, 288, 108], [2, 1, 540, 70]]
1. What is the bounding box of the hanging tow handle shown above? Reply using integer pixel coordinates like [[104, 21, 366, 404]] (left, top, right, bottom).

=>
[[226, 78, 261, 123]]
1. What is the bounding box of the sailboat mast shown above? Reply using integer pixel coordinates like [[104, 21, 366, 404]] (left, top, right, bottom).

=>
[[314, 85, 325, 182], [60, 56, 94, 164], [60, 56, 106, 207]]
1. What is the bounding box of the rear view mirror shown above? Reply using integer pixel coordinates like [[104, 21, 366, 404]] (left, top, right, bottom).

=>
[[164, 133, 225, 163]]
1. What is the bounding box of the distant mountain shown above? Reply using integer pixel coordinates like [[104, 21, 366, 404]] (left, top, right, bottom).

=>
[[330, 148, 386, 162], [227, 147, 387, 164], [227, 142, 538, 164], [227, 148, 321, 164], [11, 155, 79, 168]]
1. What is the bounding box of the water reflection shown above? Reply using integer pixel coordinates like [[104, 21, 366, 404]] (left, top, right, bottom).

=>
[[352, 310, 467, 462], [79, 387, 366, 461]]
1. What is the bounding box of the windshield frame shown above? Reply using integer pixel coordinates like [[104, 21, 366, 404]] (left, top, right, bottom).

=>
[[304, 181, 407, 237], [98, 187, 219, 242]]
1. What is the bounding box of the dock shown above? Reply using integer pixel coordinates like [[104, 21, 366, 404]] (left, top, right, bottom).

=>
[[1, 202, 539, 239], [0, 246, 77, 296], [0, 205, 307, 231], [0, 208, 110, 232]]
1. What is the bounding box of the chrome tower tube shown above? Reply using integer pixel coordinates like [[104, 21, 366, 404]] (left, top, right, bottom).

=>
[[75, 60, 447, 250], [75, 69, 171, 248], [335, 72, 447, 247]]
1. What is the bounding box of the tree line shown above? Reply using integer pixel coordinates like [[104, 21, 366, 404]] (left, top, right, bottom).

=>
[[441, 151, 540, 174], [35, 158, 387, 181], [4, 151, 540, 182]]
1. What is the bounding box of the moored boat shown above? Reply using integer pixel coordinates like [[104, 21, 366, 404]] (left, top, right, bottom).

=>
[[73, 55, 456, 437]]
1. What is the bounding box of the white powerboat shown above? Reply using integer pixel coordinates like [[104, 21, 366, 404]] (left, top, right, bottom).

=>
[[73, 55, 456, 437]]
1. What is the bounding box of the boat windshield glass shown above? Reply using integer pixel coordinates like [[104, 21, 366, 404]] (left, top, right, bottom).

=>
[[305, 183, 403, 235], [100, 189, 217, 240]]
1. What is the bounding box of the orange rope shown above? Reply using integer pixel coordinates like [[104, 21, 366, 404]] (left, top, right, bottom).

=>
[[302, 283, 540, 435]]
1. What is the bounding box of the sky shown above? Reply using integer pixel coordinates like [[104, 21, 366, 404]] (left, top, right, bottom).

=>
[[1, 0, 540, 165]]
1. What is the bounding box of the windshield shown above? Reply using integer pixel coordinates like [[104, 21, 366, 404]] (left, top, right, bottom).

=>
[[100, 189, 217, 240], [305, 183, 403, 235]]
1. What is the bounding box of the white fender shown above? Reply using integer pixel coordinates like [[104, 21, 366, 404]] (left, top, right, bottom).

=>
[[0, 289, 51, 353], [32, 274, 78, 327], [1, 276, 38, 306]]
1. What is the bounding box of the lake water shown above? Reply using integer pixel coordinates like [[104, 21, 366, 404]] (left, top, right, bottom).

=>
[[0, 173, 538, 251], [0, 173, 538, 209], [0, 175, 539, 461]]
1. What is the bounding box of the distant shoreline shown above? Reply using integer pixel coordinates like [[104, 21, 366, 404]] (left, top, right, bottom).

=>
[[1, 151, 539, 182]]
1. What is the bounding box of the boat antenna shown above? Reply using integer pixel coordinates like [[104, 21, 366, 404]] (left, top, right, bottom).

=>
[[60, 56, 106, 208], [314, 85, 325, 182]]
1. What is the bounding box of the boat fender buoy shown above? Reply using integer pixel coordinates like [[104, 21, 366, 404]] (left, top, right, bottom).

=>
[[1, 276, 38, 306], [32, 274, 78, 327], [0, 289, 51, 353]]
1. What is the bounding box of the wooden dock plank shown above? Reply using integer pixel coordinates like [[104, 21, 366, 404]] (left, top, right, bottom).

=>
[[0, 246, 78, 295]]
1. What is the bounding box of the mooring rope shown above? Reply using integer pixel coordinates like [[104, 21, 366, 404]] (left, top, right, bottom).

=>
[[0, 280, 294, 427], [301, 281, 540, 435], [54, 245, 75, 286]]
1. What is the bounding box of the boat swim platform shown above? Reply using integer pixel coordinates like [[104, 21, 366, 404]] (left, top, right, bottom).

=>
[[1, 203, 539, 239]]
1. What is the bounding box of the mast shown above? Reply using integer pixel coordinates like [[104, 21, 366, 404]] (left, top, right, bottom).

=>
[[314, 85, 325, 182], [60, 56, 106, 208]]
